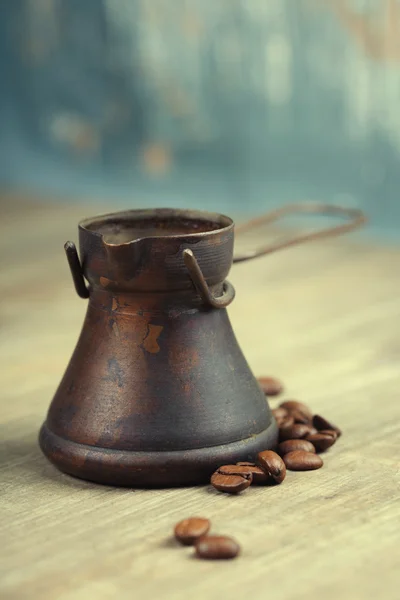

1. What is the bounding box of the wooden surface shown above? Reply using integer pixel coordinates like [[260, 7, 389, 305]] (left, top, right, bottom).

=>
[[1, 199, 400, 600]]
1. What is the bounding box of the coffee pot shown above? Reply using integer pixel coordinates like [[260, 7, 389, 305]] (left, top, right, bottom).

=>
[[39, 204, 365, 486]]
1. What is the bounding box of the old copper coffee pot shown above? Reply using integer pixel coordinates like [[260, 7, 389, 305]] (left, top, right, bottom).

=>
[[39, 203, 365, 486]]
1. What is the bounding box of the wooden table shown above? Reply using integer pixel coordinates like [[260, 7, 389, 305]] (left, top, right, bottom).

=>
[[1, 198, 399, 600]]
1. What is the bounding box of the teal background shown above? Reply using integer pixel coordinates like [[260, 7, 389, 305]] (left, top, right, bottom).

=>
[[1, 0, 399, 238]]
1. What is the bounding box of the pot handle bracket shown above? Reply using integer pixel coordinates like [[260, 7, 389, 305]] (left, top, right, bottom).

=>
[[64, 241, 90, 299], [183, 249, 235, 309]]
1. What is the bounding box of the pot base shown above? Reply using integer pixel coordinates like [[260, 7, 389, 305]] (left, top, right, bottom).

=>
[[39, 421, 278, 488]]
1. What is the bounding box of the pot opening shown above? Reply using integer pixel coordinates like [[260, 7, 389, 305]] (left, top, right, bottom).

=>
[[81, 209, 232, 244]]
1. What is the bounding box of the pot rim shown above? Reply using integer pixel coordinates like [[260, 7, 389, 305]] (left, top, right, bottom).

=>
[[79, 207, 234, 246]]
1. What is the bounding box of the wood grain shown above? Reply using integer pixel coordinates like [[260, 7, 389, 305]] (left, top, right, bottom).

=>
[[1, 199, 399, 600]]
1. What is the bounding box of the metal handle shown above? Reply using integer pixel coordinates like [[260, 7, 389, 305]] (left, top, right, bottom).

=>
[[233, 202, 367, 263], [183, 249, 235, 309], [64, 241, 90, 299]]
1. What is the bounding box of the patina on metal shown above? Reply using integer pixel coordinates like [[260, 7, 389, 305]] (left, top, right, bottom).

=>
[[39, 204, 365, 487]]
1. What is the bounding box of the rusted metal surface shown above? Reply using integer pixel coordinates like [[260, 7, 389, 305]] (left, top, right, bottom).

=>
[[40, 208, 278, 487]]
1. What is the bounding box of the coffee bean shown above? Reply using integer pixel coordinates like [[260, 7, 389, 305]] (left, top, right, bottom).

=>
[[272, 407, 288, 418], [217, 464, 252, 474], [217, 464, 254, 478], [279, 423, 314, 442], [313, 414, 342, 437], [258, 376, 284, 396], [279, 400, 313, 422], [283, 450, 323, 471], [278, 439, 316, 456], [236, 462, 269, 485], [272, 407, 289, 426], [174, 517, 211, 546], [211, 469, 252, 494], [214, 463, 266, 485], [195, 535, 240, 560], [257, 450, 286, 484], [290, 409, 311, 425], [277, 415, 295, 434], [306, 430, 337, 452]]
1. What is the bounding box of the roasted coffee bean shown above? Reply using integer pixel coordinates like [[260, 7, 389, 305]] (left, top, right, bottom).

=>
[[290, 409, 311, 425], [257, 376, 284, 396], [217, 464, 255, 478], [278, 439, 316, 456], [257, 450, 286, 484], [272, 407, 289, 426], [195, 536, 240, 560], [174, 517, 211, 546], [277, 415, 295, 434], [283, 450, 323, 471], [213, 464, 258, 486], [279, 423, 314, 442], [211, 469, 252, 494], [306, 430, 337, 452], [313, 414, 342, 437], [236, 462, 269, 485], [218, 464, 252, 474], [279, 400, 313, 422]]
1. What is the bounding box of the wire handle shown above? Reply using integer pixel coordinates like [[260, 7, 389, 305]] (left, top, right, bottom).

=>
[[233, 202, 367, 264]]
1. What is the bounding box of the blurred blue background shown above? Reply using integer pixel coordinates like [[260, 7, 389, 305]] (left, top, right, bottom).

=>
[[0, 0, 399, 238]]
